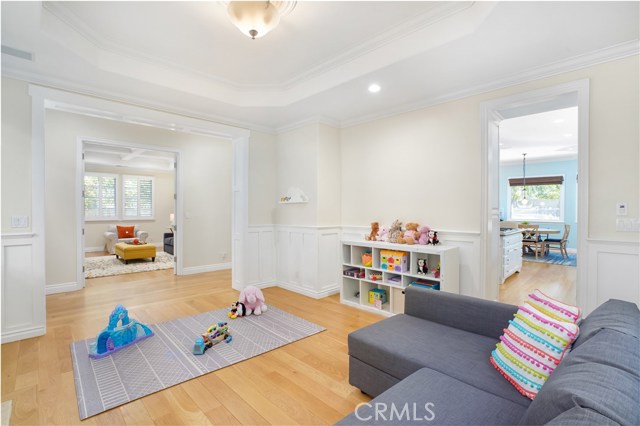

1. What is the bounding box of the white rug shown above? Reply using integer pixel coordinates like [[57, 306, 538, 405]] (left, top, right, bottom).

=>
[[84, 252, 174, 279]]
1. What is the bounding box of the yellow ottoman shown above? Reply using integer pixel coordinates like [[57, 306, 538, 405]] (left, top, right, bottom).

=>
[[114, 242, 157, 264]]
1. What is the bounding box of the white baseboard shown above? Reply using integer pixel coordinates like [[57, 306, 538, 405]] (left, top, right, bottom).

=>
[[182, 262, 232, 275], [84, 246, 105, 253], [275, 282, 340, 299], [46, 281, 82, 295], [1, 325, 46, 343]]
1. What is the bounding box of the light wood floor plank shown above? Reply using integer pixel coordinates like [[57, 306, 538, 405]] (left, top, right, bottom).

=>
[[1, 260, 573, 425]]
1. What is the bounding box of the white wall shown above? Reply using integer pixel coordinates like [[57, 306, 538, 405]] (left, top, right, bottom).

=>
[[1, 78, 32, 233], [248, 130, 277, 225], [83, 164, 175, 250], [44, 109, 232, 286]]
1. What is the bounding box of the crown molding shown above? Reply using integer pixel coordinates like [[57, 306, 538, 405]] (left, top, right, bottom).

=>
[[1, 67, 277, 135], [339, 40, 640, 129], [499, 154, 578, 166], [275, 115, 340, 134]]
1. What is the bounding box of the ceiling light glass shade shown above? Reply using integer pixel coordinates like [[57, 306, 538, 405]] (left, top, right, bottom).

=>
[[228, 1, 281, 39]]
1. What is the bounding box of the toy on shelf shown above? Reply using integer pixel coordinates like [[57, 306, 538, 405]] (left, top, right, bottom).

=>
[[402, 222, 419, 245], [228, 301, 247, 319], [428, 230, 440, 245], [193, 322, 232, 355], [377, 225, 390, 243], [434, 262, 441, 278], [88, 304, 154, 359], [369, 271, 383, 281], [365, 222, 379, 241], [388, 220, 404, 244], [344, 267, 365, 278], [368, 288, 388, 304], [381, 250, 408, 272], [239, 286, 268, 316], [417, 225, 430, 245], [417, 258, 429, 275], [362, 252, 373, 267]]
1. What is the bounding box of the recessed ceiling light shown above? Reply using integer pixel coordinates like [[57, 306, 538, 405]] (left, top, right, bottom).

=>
[[368, 84, 381, 93]]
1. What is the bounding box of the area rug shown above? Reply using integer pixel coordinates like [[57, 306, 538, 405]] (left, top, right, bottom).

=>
[[84, 251, 174, 278], [523, 252, 577, 267], [70, 306, 325, 419]]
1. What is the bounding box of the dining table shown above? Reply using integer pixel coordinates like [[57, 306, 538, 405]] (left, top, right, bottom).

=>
[[521, 228, 561, 238]]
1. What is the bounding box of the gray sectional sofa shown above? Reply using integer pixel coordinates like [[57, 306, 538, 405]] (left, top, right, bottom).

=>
[[339, 287, 640, 425]]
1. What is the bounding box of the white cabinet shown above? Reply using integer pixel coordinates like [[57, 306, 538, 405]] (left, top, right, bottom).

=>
[[340, 239, 459, 316], [500, 230, 522, 284]]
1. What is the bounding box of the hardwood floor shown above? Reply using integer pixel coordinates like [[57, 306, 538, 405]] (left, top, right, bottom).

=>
[[85, 250, 111, 258], [1, 270, 379, 425], [499, 260, 576, 306]]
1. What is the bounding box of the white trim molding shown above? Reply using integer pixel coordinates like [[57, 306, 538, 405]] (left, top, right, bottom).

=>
[[182, 262, 232, 275], [1, 234, 46, 343], [46, 282, 81, 295], [585, 239, 640, 316]]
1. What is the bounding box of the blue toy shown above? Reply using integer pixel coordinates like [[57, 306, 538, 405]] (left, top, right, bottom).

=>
[[88, 305, 154, 359], [192, 337, 206, 355]]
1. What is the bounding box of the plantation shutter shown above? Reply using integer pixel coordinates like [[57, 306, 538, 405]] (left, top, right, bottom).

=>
[[123, 175, 154, 219], [84, 174, 117, 219]]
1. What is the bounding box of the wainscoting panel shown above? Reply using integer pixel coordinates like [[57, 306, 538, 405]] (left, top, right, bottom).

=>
[[1, 234, 46, 343], [247, 226, 276, 288], [586, 240, 640, 315]]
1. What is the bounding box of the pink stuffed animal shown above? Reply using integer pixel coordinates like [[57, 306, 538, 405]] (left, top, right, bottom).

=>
[[418, 225, 430, 245], [238, 286, 267, 316], [377, 225, 389, 243]]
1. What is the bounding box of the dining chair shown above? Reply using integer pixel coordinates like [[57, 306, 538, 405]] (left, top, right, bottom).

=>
[[544, 224, 571, 258], [519, 224, 544, 259]]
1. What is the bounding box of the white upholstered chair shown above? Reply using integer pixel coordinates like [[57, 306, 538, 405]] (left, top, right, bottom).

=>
[[104, 224, 149, 254]]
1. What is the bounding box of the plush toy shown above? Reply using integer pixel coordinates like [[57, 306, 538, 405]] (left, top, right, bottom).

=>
[[402, 222, 419, 245], [428, 230, 440, 245], [228, 301, 247, 319], [388, 220, 404, 244], [365, 222, 379, 241], [417, 225, 430, 245], [377, 225, 389, 242], [238, 286, 267, 316]]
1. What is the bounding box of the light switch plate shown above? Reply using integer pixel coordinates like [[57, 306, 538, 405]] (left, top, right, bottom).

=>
[[11, 215, 29, 228], [617, 202, 628, 216]]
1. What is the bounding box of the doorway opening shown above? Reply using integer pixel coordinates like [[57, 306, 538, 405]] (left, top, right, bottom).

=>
[[497, 106, 578, 305], [480, 79, 589, 308], [80, 139, 178, 283]]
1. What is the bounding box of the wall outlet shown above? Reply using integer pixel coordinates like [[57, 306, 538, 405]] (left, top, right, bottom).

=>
[[11, 215, 29, 228]]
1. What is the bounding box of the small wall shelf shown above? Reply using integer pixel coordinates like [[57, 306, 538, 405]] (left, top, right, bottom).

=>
[[279, 187, 309, 204]]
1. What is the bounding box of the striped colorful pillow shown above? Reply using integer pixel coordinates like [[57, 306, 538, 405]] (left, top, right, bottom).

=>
[[490, 295, 580, 400], [527, 290, 581, 324]]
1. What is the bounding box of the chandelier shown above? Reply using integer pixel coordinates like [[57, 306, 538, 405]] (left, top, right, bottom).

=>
[[227, 1, 297, 39], [517, 153, 530, 208]]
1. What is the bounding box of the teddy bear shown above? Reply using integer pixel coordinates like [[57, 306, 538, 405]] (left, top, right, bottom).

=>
[[417, 225, 430, 245], [365, 222, 379, 241], [238, 286, 267, 315], [388, 220, 404, 244], [377, 225, 389, 242], [402, 222, 419, 245]]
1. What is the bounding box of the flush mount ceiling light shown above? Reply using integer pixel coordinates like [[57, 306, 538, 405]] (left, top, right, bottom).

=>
[[227, 1, 296, 39], [368, 83, 381, 93]]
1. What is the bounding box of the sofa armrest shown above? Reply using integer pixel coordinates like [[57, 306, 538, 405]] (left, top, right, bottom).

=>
[[104, 231, 117, 241], [135, 230, 149, 242], [404, 287, 517, 340]]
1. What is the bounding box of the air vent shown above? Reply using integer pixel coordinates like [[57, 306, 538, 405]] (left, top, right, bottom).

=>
[[1, 45, 34, 61]]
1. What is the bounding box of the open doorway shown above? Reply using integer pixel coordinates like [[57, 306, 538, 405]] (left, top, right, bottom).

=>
[[480, 79, 588, 308], [81, 140, 177, 281], [497, 107, 578, 305]]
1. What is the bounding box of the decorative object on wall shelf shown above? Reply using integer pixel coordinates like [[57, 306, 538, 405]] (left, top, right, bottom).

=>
[[279, 187, 309, 204]]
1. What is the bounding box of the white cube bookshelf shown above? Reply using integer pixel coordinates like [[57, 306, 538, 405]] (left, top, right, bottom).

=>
[[340, 239, 460, 316]]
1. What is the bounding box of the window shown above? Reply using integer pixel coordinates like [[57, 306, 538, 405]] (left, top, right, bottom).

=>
[[84, 173, 118, 220], [123, 175, 154, 219], [508, 175, 564, 222]]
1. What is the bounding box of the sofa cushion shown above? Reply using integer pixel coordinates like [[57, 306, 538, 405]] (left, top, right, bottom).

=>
[[337, 367, 528, 426], [572, 299, 640, 349], [543, 406, 619, 425], [490, 301, 579, 399], [348, 314, 531, 407], [117, 225, 135, 239], [519, 329, 640, 425]]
